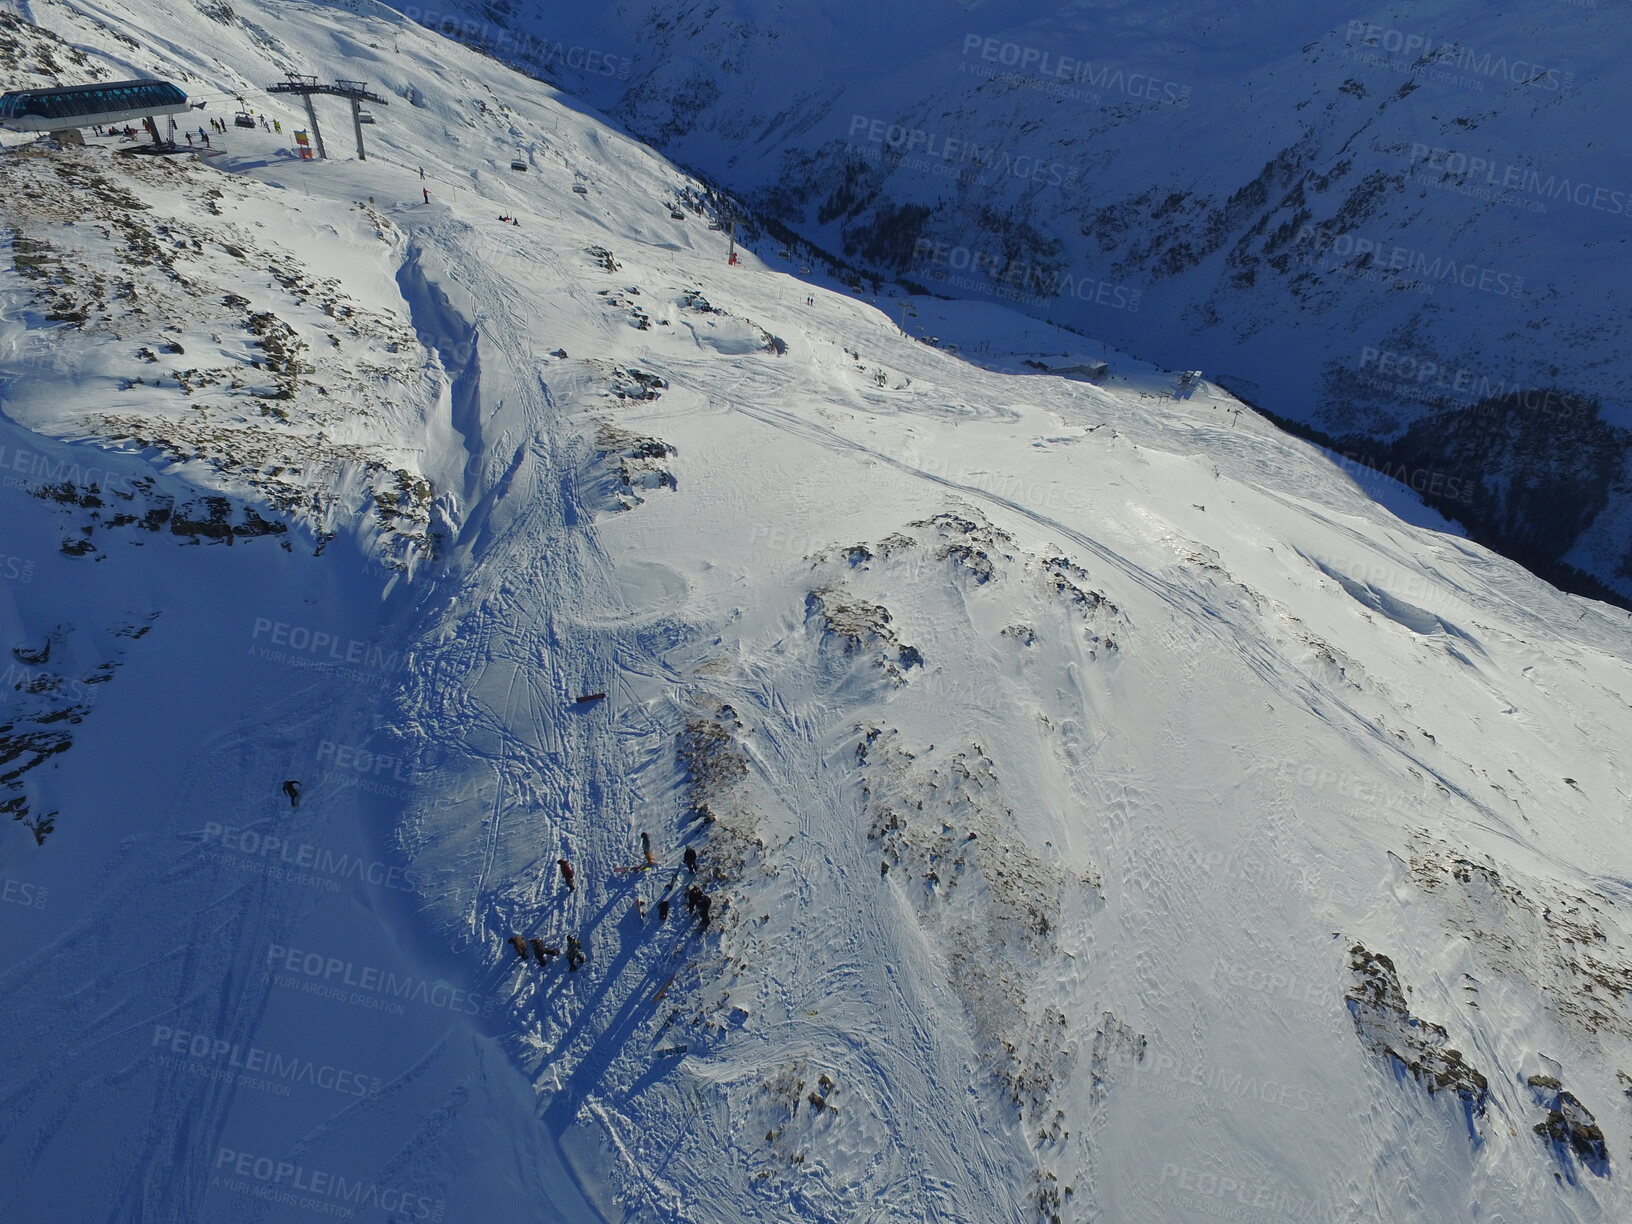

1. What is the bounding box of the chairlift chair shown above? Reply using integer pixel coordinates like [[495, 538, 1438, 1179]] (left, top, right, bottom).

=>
[[510, 158, 527, 171]]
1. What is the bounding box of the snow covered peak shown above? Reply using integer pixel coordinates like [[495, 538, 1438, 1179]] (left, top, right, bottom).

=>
[[1, 3, 1630, 1221]]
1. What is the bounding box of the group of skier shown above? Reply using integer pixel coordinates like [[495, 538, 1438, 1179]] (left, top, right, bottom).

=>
[[270, 778, 709, 984], [509, 933, 586, 971], [510, 832, 710, 973]]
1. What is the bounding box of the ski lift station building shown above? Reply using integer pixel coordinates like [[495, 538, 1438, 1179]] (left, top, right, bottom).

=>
[[0, 79, 189, 140]]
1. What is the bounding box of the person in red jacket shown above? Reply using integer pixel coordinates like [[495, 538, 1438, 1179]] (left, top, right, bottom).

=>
[[557, 858, 575, 891]]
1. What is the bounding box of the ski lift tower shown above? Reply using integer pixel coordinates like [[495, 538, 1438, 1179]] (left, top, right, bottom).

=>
[[332, 80, 386, 160], [268, 74, 326, 159], [265, 73, 387, 160]]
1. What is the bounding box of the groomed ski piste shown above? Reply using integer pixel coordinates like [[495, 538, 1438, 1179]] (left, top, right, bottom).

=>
[[0, 2, 1629, 1221]]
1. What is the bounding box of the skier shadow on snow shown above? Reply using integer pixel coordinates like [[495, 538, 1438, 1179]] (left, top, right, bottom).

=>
[[537, 911, 703, 1119]]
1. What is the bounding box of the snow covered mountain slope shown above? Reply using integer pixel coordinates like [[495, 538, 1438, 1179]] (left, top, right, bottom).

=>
[[2, 2, 1631, 1221], [404, 0, 1632, 604]]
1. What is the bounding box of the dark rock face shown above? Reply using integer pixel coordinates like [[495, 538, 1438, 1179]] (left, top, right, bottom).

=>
[[1345, 944, 1489, 1116], [1528, 1078, 1611, 1178]]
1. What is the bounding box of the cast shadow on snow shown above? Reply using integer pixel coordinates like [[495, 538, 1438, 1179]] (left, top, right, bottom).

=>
[[534, 892, 703, 1114]]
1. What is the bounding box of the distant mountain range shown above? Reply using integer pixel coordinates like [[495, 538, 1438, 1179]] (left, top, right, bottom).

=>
[[419, 0, 1632, 603]]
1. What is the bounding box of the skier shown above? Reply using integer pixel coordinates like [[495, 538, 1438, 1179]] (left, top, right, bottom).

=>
[[282, 780, 301, 808], [641, 832, 655, 868], [658, 897, 669, 921], [566, 934, 586, 971], [423, 187, 430, 204], [274, 120, 282, 133], [695, 891, 712, 931], [530, 938, 557, 964], [201, 132, 210, 148], [508, 934, 529, 959], [185, 132, 193, 146], [633, 896, 646, 921], [683, 845, 698, 874], [557, 858, 575, 891]]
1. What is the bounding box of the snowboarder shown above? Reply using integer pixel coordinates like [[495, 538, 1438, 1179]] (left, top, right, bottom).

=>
[[566, 934, 586, 971], [530, 938, 557, 964], [423, 187, 430, 204], [511, 218, 519, 227], [508, 934, 530, 959], [282, 780, 301, 808], [641, 832, 655, 868], [683, 845, 698, 874], [557, 858, 575, 891]]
